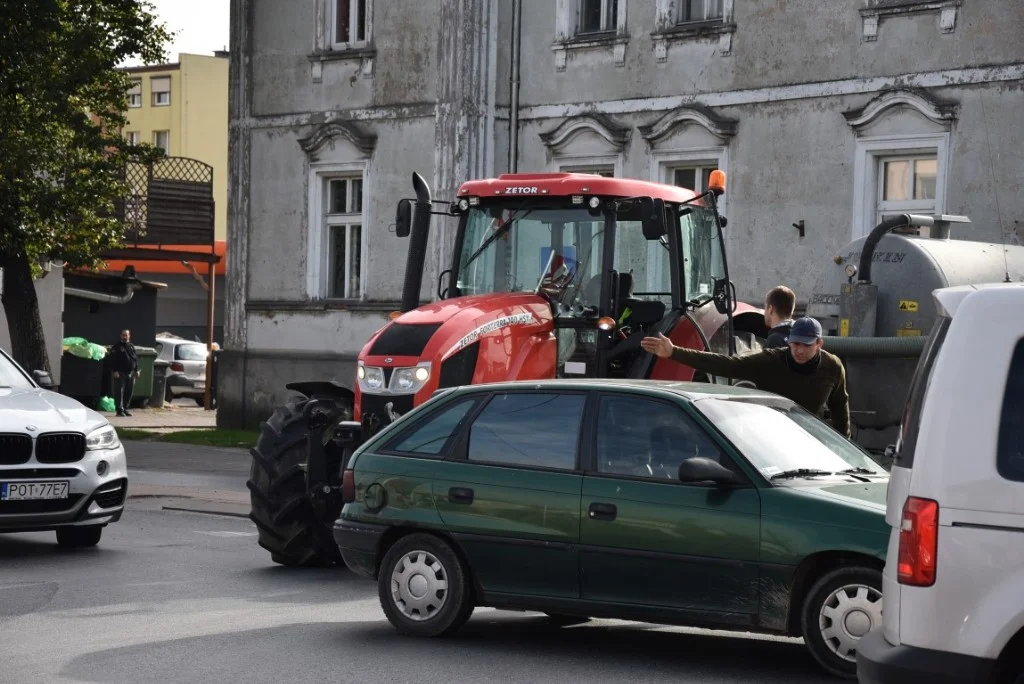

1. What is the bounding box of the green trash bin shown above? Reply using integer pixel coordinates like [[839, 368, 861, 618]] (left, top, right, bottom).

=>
[[129, 347, 156, 408]]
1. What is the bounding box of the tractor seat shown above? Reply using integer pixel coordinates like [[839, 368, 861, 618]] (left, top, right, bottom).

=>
[[623, 298, 665, 327]]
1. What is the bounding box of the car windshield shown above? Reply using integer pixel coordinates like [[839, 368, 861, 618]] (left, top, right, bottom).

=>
[[693, 396, 887, 480], [175, 344, 208, 361], [456, 204, 606, 311], [0, 350, 36, 389]]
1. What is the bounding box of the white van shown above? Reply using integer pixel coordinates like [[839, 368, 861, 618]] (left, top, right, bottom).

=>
[[857, 283, 1024, 684]]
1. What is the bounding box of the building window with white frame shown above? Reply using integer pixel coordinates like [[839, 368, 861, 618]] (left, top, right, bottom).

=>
[[876, 154, 938, 224], [126, 131, 141, 146], [332, 0, 369, 48], [579, 0, 618, 34], [678, 0, 724, 23], [127, 80, 142, 107], [151, 76, 170, 106], [561, 164, 615, 177], [153, 130, 169, 152], [326, 176, 364, 299], [670, 165, 716, 193]]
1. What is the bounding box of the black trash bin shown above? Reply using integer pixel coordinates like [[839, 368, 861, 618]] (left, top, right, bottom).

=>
[[210, 349, 221, 408], [150, 360, 170, 409]]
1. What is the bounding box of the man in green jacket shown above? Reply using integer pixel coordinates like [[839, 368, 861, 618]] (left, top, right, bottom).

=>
[[640, 317, 851, 437]]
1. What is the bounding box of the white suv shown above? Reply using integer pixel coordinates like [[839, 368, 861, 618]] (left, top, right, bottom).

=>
[[857, 283, 1024, 684]]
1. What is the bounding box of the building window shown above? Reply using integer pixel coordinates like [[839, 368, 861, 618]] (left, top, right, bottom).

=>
[[126, 131, 141, 146], [876, 155, 938, 224], [153, 130, 169, 152], [560, 164, 614, 177], [671, 165, 715, 193], [579, 0, 617, 34], [332, 0, 369, 48], [151, 76, 170, 106], [678, 0, 723, 23], [127, 80, 142, 108], [325, 176, 364, 299]]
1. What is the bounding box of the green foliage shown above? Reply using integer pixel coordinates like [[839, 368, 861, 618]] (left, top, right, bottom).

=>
[[0, 0, 173, 268]]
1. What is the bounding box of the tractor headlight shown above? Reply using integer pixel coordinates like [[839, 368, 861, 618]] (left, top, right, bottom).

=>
[[390, 364, 431, 394], [86, 425, 121, 451], [358, 365, 386, 392]]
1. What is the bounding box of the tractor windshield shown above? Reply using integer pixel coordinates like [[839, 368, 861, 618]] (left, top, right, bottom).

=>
[[456, 204, 606, 311]]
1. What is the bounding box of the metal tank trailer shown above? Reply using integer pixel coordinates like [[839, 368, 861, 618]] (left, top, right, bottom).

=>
[[807, 214, 1024, 455]]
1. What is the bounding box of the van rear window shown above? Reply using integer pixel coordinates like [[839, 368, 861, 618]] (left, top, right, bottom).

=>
[[894, 316, 951, 468], [997, 338, 1024, 482]]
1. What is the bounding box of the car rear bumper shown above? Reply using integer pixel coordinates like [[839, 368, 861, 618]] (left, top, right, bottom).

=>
[[856, 629, 997, 684], [334, 519, 388, 579]]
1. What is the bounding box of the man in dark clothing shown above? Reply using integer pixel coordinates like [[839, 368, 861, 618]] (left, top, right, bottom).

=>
[[641, 317, 851, 437], [109, 329, 139, 417], [763, 285, 797, 348]]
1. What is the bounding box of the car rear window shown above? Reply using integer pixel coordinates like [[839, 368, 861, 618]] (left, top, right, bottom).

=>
[[894, 315, 951, 468], [175, 344, 208, 361], [997, 338, 1024, 482]]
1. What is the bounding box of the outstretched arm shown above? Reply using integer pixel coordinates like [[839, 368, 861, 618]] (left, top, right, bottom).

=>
[[640, 333, 770, 382]]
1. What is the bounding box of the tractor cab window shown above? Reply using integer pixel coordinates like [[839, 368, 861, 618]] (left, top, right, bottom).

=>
[[455, 204, 605, 315], [612, 219, 673, 312], [679, 206, 724, 305]]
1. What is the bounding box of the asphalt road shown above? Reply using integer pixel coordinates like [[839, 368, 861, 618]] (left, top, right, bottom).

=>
[[0, 446, 836, 684]]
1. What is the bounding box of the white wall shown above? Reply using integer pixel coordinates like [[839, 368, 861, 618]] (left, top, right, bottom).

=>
[[0, 265, 65, 384]]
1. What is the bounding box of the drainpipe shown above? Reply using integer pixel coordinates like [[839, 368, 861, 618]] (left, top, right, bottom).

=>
[[508, 0, 522, 173], [65, 287, 136, 305]]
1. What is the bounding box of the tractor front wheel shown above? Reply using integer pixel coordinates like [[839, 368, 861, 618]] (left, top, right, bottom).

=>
[[247, 396, 349, 568]]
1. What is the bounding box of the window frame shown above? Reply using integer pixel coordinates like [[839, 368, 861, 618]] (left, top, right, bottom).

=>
[[851, 133, 949, 240], [875, 153, 939, 224], [127, 79, 142, 108], [448, 389, 593, 474], [577, 0, 618, 35], [325, 176, 364, 300], [330, 0, 371, 50], [996, 337, 1024, 483], [651, 146, 729, 214], [307, 161, 368, 300], [153, 130, 170, 152], [150, 76, 171, 107], [379, 395, 483, 460], [126, 131, 141, 147], [583, 390, 751, 487], [676, 0, 725, 24]]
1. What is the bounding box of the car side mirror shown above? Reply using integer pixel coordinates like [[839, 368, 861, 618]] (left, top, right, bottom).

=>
[[32, 370, 54, 389], [395, 199, 412, 238], [678, 457, 740, 485]]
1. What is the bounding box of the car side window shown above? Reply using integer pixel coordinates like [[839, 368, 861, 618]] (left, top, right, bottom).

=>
[[467, 392, 585, 470], [997, 339, 1024, 482], [386, 398, 477, 457], [594, 394, 725, 481]]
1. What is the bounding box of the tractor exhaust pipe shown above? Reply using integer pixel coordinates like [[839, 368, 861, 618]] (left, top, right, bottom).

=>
[[401, 172, 433, 312]]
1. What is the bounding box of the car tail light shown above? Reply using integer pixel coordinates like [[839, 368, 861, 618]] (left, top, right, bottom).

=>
[[898, 496, 938, 586], [341, 468, 356, 504], [170, 362, 185, 372]]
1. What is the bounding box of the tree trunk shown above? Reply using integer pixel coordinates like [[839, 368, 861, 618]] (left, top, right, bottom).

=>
[[1, 252, 51, 375]]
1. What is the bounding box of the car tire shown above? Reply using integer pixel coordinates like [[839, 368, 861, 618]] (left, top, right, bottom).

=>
[[378, 533, 473, 637], [800, 566, 883, 679], [56, 526, 103, 548], [247, 396, 350, 568]]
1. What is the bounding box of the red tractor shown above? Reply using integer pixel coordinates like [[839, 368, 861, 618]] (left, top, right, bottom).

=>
[[247, 171, 769, 567]]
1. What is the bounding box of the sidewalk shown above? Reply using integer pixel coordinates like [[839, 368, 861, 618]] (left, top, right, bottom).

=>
[[107, 403, 217, 433]]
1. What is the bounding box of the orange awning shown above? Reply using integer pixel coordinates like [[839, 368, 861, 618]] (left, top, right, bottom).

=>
[[101, 241, 226, 276]]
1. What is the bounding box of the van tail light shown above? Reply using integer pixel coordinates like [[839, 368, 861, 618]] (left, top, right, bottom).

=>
[[898, 496, 939, 586], [341, 468, 356, 504], [170, 362, 185, 372]]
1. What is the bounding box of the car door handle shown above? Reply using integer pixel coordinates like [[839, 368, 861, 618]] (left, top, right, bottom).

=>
[[588, 502, 617, 521], [448, 487, 474, 505]]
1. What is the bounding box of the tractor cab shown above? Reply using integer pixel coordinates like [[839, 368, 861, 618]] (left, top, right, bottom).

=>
[[393, 172, 735, 383]]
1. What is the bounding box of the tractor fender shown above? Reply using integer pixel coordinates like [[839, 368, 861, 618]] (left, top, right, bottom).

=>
[[285, 381, 355, 408]]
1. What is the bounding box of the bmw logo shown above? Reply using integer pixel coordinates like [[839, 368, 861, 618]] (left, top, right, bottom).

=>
[[25, 425, 37, 432]]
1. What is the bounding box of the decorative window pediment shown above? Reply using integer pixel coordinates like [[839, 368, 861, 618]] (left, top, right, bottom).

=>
[[539, 114, 631, 155], [639, 104, 738, 146], [299, 120, 377, 159], [843, 88, 958, 134]]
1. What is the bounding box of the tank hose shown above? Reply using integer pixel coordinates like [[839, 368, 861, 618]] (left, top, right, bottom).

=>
[[822, 335, 927, 358]]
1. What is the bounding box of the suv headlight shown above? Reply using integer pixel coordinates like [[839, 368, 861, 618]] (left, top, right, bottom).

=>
[[86, 424, 121, 451], [390, 364, 431, 394], [357, 365, 385, 392]]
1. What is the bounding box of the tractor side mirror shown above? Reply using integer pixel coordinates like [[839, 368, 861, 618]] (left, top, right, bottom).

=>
[[712, 277, 735, 315], [395, 199, 412, 238], [640, 197, 667, 241]]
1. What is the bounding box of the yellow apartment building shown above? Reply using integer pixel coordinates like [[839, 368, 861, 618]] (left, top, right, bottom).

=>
[[122, 52, 229, 241]]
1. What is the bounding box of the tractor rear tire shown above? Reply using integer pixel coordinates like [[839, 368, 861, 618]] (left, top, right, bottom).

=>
[[247, 396, 347, 568]]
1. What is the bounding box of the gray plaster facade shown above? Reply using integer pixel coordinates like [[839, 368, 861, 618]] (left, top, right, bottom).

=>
[[221, 0, 1024, 428]]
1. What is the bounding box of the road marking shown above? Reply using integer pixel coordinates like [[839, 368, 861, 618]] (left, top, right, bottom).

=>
[[195, 531, 257, 538]]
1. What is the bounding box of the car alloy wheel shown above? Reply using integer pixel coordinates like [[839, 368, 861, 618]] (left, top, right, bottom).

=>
[[818, 583, 882, 662], [391, 549, 449, 621]]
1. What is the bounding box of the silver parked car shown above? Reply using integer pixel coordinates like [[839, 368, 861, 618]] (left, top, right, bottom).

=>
[[155, 334, 209, 405], [0, 347, 127, 547]]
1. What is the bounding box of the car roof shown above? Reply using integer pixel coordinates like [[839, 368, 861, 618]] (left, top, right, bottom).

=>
[[441, 377, 789, 404], [934, 281, 1024, 317]]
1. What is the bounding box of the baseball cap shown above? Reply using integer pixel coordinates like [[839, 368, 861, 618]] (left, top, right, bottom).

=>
[[786, 317, 823, 345]]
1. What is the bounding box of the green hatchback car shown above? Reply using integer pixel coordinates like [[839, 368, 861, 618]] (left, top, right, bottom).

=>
[[334, 379, 889, 678]]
